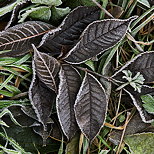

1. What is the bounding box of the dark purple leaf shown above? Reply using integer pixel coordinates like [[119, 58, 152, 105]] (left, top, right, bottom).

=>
[[0, 21, 54, 57], [29, 60, 56, 131], [39, 6, 100, 56], [64, 16, 137, 64], [74, 73, 108, 142], [56, 64, 81, 140], [33, 45, 60, 92]]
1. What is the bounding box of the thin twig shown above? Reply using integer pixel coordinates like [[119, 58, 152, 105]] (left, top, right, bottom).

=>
[[91, 0, 114, 18]]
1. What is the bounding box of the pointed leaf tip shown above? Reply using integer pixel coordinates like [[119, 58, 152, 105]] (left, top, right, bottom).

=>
[[64, 16, 138, 64], [74, 73, 108, 142]]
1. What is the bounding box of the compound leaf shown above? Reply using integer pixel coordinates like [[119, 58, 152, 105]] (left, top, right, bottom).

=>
[[74, 73, 107, 142], [33, 45, 60, 92], [64, 16, 137, 64], [39, 6, 100, 56], [29, 60, 56, 131], [56, 64, 81, 140], [0, 21, 54, 57]]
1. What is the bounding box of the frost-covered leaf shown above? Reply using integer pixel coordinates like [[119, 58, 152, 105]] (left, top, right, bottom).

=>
[[141, 94, 154, 114], [5, 0, 31, 29], [56, 65, 81, 140], [51, 7, 71, 22], [18, 6, 51, 23], [29, 60, 56, 131], [112, 51, 154, 122], [39, 6, 100, 56], [0, 0, 22, 17], [109, 113, 153, 145], [64, 16, 137, 64], [124, 133, 154, 154], [74, 73, 108, 142], [33, 45, 60, 92], [112, 51, 154, 84], [0, 21, 54, 57], [31, 0, 62, 6], [125, 86, 154, 123]]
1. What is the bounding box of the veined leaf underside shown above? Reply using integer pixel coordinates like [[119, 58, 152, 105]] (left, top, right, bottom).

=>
[[0, 21, 54, 57]]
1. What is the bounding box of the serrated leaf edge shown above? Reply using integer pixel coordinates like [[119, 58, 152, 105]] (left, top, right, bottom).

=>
[[64, 16, 138, 64], [124, 87, 154, 123], [112, 51, 154, 78], [74, 72, 108, 143], [56, 65, 81, 140]]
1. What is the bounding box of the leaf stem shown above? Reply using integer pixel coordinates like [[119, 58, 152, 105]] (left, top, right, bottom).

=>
[[91, 0, 114, 18]]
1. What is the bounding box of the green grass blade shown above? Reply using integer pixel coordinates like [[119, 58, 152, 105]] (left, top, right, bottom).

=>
[[0, 74, 14, 90], [131, 12, 154, 36]]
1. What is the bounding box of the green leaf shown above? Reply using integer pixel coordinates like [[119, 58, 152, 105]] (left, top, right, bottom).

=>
[[31, 0, 62, 6], [51, 7, 71, 21], [137, 0, 150, 8], [124, 133, 154, 154], [65, 133, 80, 154], [0, 0, 20, 17], [19, 6, 51, 22], [141, 94, 154, 114]]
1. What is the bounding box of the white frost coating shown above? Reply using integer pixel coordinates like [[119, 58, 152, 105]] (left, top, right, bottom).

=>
[[28, 59, 44, 127], [56, 65, 81, 140], [74, 72, 108, 143], [38, 27, 61, 47], [112, 51, 154, 78], [56, 67, 68, 139], [64, 16, 138, 64], [33, 45, 57, 92], [39, 6, 93, 48], [124, 88, 154, 123]]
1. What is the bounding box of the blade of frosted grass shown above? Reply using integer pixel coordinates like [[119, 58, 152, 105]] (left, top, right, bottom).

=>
[[0, 84, 21, 94], [122, 0, 128, 9], [100, 0, 108, 19], [102, 42, 120, 75], [0, 145, 19, 154], [83, 137, 89, 154], [131, 13, 154, 36], [0, 132, 30, 153], [2, 67, 31, 82], [0, 99, 30, 108], [58, 135, 63, 154], [0, 90, 14, 97], [0, 74, 14, 90], [98, 135, 112, 150], [125, 0, 137, 18], [0, 57, 18, 66], [7, 64, 32, 73], [0, 50, 11, 55], [0, 72, 10, 76], [13, 54, 31, 65], [0, 109, 21, 126], [131, 6, 154, 29]]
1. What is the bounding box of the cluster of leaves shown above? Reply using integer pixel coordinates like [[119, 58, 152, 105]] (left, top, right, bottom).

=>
[[0, 0, 154, 153]]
